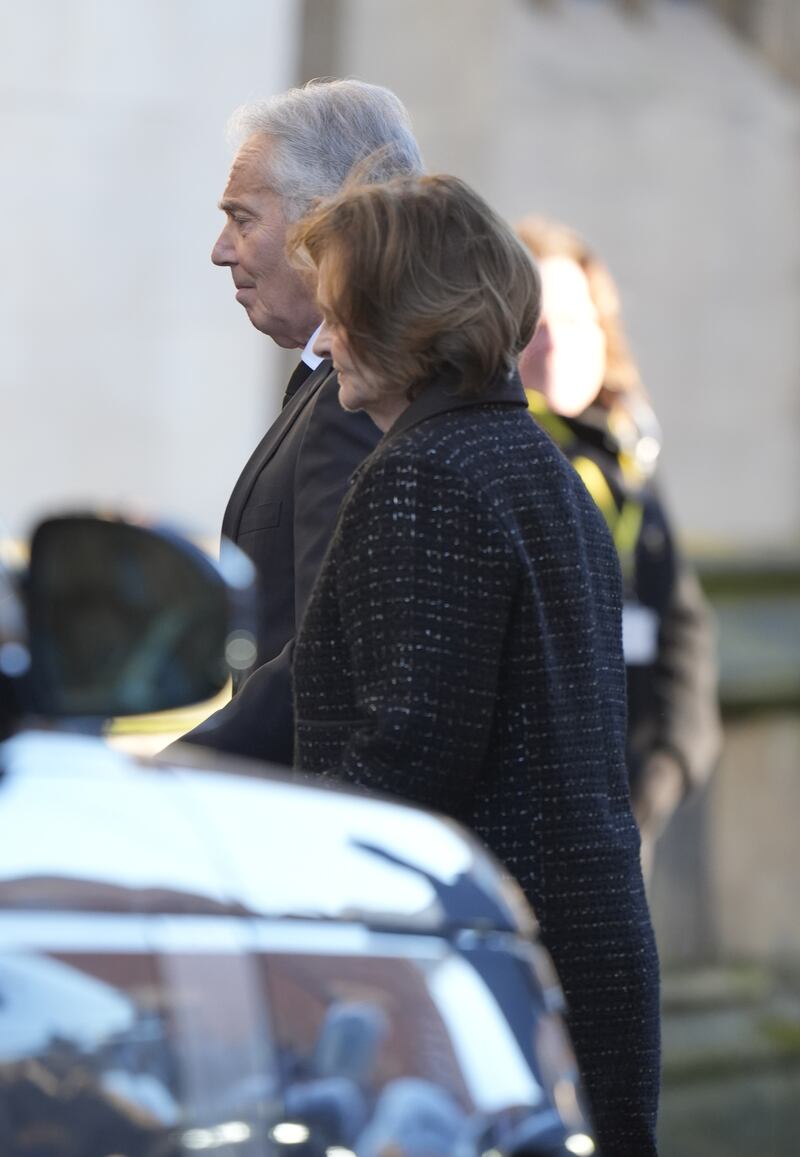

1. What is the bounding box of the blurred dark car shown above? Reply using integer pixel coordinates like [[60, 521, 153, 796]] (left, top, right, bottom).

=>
[[0, 514, 595, 1157]]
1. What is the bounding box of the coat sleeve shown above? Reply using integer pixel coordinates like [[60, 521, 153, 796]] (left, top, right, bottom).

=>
[[177, 375, 380, 765], [174, 639, 296, 765], [296, 451, 520, 811], [648, 559, 723, 791]]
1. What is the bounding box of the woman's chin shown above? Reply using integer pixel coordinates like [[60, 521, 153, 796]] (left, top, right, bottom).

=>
[[337, 380, 362, 414]]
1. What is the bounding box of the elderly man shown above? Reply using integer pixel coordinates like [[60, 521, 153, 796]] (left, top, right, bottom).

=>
[[181, 80, 423, 762]]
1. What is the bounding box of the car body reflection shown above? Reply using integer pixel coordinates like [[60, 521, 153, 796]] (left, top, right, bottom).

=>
[[0, 729, 594, 1157]]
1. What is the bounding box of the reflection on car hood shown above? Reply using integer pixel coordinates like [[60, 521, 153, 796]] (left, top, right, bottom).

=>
[[0, 731, 534, 935]]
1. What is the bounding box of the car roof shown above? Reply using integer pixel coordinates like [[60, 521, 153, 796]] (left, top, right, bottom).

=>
[[0, 731, 534, 937]]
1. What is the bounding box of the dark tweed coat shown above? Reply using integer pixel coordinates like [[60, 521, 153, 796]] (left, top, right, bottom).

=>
[[294, 371, 660, 1157]]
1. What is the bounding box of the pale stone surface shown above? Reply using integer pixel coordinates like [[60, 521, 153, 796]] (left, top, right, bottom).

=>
[[324, 0, 800, 549], [4, 0, 798, 550], [710, 715, 800, 960], [0, 0, 299, 540], [651, 712, 800, 966], [714, 0, 800, 87], [326, 0, 800, 971]]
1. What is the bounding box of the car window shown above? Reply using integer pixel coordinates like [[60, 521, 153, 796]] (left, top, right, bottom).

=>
[[250, 921, 564, 1157]]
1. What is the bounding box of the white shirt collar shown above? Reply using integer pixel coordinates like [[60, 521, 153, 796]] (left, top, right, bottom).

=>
[[300, 323, 324, 370]]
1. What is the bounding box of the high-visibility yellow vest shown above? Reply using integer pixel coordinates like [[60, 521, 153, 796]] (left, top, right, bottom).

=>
[[527, 391, 645, 581]]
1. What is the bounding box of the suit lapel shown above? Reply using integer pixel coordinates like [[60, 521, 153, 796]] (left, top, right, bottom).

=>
[[222, 360, 334, 542]]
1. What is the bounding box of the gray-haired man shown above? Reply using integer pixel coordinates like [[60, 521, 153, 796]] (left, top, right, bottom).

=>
[[181, 80, 423, 761]]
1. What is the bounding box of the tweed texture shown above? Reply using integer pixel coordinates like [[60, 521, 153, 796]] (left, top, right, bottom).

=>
[[294, 388, 660, 1157]]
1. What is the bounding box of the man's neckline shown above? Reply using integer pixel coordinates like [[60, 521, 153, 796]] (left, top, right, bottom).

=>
[[300, 322, 324, 370]]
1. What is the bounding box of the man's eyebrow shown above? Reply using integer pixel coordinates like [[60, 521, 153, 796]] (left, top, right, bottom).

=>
[[218, 198, 253, 214]]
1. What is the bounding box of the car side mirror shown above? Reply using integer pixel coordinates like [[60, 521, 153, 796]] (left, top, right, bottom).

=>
[[24, 515, 256, 720]]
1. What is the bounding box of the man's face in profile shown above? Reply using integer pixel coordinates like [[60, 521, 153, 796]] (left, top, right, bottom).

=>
[[212, 134, 320, 349]]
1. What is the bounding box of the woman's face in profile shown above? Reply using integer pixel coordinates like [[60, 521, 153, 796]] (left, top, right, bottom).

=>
[[518, 256, 607, 417], [313, 259, 409, 432]]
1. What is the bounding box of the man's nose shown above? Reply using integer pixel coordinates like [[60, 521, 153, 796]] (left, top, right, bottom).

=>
[[313, 321, 332, 359], [211, 223, 235, 267]]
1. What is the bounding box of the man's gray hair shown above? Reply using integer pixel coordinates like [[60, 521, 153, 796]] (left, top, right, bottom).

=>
[[228, 78, 424, 221]]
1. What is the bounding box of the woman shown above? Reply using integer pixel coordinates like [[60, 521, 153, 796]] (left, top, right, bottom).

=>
[[516, 217, 722, 876], [288, 174, 659, 1157]]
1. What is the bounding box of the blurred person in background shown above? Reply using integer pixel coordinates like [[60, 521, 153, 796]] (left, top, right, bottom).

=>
[[179, 80, 423, 764], [288, 173, 660, 1157], [516, 216, 722, 877]]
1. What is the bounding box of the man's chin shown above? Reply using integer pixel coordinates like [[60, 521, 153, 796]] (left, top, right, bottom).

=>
[[243, 312, 292, 348], [242, 309, 307, 349], [271, 333, 306, 350]]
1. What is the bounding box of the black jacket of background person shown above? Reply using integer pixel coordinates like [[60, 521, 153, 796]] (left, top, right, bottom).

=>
[[181, 360, 380, 764], [533, 400, 722, 815], [294, 372, 661, 1157]]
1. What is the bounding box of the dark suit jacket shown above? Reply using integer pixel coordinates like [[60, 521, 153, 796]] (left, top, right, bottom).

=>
[[294, 371, 660, 1157], [181, 360, 380, 763]]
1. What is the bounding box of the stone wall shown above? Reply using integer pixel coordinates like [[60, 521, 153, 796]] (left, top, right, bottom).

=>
[[651, 714, 800, 965], [0, 0, 299, 541], [300, 0, 800, 968], [712, 0, 800, 87], [303, 0, 800, 551]]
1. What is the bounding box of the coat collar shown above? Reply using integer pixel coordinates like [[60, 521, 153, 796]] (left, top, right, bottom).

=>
[[222, 359, 335, 541], [384, 368, 528, 442]]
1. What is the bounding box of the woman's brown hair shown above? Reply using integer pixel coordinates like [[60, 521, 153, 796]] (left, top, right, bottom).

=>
[[516, 215, 642, 403], [288, 173, 541, 398]]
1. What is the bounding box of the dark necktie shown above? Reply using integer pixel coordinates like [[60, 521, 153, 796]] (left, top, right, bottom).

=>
[[282, 359, 316, 407]]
